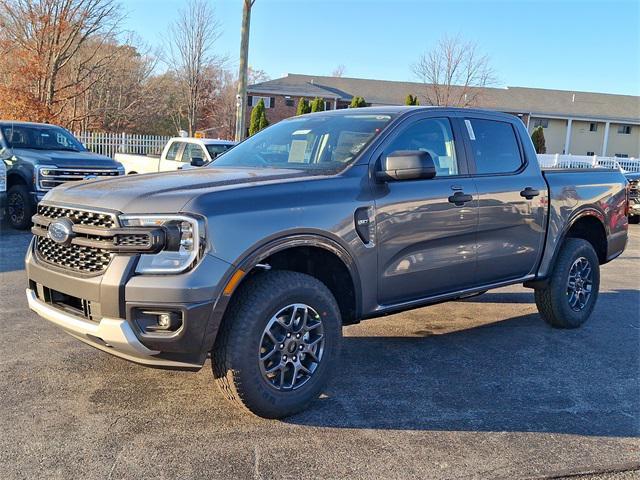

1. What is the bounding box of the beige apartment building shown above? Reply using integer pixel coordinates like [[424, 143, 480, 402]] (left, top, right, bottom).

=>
[[247, 74, 640, 158]]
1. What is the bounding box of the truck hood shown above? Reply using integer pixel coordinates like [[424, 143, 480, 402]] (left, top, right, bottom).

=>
[[43, 167, 314, 213], [12, 148, 117, 167]]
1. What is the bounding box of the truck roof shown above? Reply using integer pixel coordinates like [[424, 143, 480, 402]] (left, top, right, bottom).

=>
[[0, 120, 66, 128], [294, 106, 521, 122], [171, 137, 236, 145]]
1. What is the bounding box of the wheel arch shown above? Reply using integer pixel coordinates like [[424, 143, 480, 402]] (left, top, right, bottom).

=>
[[233, 234, 362, 325]]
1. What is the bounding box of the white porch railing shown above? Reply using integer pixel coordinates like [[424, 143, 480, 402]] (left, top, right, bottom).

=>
[[73, 132, 170, 159], [537, 154, 640, 173]]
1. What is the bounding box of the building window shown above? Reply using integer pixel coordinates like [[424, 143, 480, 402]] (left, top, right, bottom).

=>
[[615, 153, 629, 158], [532, 118, 549, 128], [586, 151, 595, 156], [324, 101, 333, 111], [248, 95, 274, 108], [617, 125, 632, 134], [589, 123, 598, 132], [285, 97, 294, 107]]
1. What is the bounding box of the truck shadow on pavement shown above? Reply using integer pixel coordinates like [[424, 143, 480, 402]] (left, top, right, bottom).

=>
[[288, 289, 640, 437]]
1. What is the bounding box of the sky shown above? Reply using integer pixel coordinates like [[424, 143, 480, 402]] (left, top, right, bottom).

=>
[[121, 0, 640, 96]]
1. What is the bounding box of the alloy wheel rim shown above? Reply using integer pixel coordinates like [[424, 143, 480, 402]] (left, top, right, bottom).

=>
[[8, 192, 25, 224], [258, 303, 325, 391], [566, 256, 593, 312]]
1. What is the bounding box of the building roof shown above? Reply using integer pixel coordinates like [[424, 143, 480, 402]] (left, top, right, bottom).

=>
[[249, 74, 640, 123]]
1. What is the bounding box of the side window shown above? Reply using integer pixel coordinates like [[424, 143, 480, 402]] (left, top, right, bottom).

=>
[[182, 143, 206, 163], [165, 142, 182, 161], [466, 119, 523, 174], [386, 118, 459, 176]]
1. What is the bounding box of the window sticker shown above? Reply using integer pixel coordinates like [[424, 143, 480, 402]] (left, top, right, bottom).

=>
[[464, 119, 476, 140]]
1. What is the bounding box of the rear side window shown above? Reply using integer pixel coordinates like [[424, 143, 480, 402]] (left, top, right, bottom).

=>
[[165, 141, 182, 161], [466, 119, 523, 174]]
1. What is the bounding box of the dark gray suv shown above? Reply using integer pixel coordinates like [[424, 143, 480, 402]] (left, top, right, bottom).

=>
[[26, 107, 629, 418]]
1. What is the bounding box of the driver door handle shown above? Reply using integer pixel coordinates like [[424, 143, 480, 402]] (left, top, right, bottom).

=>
[[448, 191, 474, 206], [520, 187, 540, 200]]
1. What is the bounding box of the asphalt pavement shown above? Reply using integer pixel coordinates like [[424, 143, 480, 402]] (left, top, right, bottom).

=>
[[0, 225, 638, 480]]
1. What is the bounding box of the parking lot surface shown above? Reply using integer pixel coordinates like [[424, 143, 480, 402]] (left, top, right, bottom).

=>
[[0, 226, 638, 480]]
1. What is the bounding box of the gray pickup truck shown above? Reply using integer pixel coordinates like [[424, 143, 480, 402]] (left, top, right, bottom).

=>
[[25, 107, 629, 418]]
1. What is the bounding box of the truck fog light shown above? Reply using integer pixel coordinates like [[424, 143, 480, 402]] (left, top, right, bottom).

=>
[[136, 310, 182, 333]]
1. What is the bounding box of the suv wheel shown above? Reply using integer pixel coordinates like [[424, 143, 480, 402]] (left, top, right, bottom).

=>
[[7, 184, 35, 230], [212, 270, 342, 418], [534, 238, 600, 328]]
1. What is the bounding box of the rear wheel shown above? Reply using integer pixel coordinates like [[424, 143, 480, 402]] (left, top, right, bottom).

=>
[[534, 238, 600, 328], [7, 184, 35, 230], [212, 270, 341, 418]]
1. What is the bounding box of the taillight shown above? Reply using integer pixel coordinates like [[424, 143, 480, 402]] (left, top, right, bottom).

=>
[[625, 182, 630, 216]]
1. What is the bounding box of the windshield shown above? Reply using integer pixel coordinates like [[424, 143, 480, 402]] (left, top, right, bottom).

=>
[[205, 143, 234, 158], [1, 125, 85, 152], [212, 113, 394, 171]]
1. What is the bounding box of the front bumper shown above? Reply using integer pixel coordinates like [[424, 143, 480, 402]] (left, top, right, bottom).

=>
[[26, 239, 233, 369]]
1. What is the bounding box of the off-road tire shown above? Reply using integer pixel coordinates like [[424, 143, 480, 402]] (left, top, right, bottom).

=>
[[7, 184, 35, 230], [534, 238, 600, 329], [212, 270, 342, 418]]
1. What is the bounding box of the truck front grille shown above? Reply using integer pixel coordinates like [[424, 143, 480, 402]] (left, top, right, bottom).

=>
[[37, 167, 120, 191], [37, 204, 116, 228], [31, 203, 163, 275], [36, 237, 112, 273]]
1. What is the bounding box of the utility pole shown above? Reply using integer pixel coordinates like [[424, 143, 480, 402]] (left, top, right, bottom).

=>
[[235, 0, 254, 142]]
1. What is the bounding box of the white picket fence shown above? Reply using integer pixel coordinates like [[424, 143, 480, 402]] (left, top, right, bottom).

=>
[[74, 132, 170, 158], [538, 154, 640, 173]]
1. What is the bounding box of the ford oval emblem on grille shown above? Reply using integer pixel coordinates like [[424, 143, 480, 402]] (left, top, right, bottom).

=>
[[84, 174, 98, 180], [48, 218, 74, 245]]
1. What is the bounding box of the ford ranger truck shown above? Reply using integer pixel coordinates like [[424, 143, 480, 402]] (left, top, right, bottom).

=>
[[0, 121, 124, 229], [25, 107, 629, 418]]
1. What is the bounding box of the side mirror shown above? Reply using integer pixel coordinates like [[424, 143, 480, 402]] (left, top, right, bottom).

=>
[[190, 157, 205, 167], [377, 150, 436, 181]]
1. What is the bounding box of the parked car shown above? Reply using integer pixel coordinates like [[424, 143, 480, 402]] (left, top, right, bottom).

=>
[[115, 137, 236, 174], [0, 159, 6, 221], [624, 171, 640, 223], [0, 121, 124, 229], [25, 107, 629, 418]]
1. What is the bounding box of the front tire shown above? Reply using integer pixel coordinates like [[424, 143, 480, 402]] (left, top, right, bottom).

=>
[[212, 270, 342, 418], [7, 184, 35, 230], [534, 238, 600, 328]]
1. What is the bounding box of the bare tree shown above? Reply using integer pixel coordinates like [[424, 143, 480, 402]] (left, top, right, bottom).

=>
[[331, 64, 346, 77], [166, 0, 222, 136], [412, 35, 497, 107], [0, 0, 124, 120]]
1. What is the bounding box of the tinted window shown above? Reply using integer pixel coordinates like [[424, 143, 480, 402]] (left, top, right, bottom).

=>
[[205, 143, 233, 158], [165, 141, 182, 161], [182, 143, 206, 163], [0, 125, 84, 152], [466, 119, 522, 174], [386, 118, 459, 176]]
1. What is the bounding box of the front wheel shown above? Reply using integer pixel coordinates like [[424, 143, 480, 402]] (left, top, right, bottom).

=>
[[212, 270, 342, 418], [7, 184, 35, 230], [534, 238, 600, 328]]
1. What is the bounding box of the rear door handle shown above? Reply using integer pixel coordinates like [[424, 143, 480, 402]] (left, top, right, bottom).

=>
[[520, 187, 540, 200], [448, 191, 474, 206]]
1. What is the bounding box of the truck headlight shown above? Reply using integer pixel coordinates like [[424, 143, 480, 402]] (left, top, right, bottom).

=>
[[119, 214, 206, 274]]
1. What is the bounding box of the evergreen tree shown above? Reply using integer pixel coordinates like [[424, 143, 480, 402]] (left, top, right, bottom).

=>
[[310, 97, 325, 112], [405, 94, 419, 105], [249, 98, 266, 136], [531, 126, 546, 154], [296, 97, 311, 115], [349, 96, 367, 108], [259, 110, 269, 130]]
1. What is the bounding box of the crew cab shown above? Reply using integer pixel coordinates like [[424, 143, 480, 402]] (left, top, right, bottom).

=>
[[25, 107, 629, 418], [115, 137, 236, 174], [1, 121, 124, 229]]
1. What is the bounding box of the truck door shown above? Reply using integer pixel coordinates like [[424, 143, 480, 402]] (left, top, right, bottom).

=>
[[160, 141, 185, 171], [373, 115, 479, 304], [460, 116, 547, 284]]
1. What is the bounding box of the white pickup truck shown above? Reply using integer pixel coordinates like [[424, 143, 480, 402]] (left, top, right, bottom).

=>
[[115, 137, 236, 174]]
